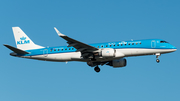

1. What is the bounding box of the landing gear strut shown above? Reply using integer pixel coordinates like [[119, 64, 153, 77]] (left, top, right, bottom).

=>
[[155, 53, 161, 63], [94, 66, 100, 73]]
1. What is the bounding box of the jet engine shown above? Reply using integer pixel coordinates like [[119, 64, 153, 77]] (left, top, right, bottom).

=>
[[101, 49, 115, 57], [107, 58, 127, 68], [100, 49, 125, 58]]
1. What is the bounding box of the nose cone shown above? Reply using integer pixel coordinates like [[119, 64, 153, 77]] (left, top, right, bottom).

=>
[[171, 45, 177, 51]]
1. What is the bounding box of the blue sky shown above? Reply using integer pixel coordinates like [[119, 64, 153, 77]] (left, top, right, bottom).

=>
[[0, 0, 180, 101]]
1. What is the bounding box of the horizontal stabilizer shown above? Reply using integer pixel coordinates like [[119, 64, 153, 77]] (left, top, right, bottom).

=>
[[3, 44, 29, 54]]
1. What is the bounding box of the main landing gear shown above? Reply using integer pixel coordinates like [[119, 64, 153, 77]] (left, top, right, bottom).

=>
[[87, 60, 101, 73], [94, 66, 100, 73], [155, 53, 161, 63]]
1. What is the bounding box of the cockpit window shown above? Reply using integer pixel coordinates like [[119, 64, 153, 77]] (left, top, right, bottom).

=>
[[160, 41, 168, 43]]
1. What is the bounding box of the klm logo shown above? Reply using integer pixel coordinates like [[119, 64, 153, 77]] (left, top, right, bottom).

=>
[[17, 37, 30, 45]]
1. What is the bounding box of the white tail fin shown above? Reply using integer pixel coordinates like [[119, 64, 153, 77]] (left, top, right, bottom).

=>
[[12, 27, 44, 50]]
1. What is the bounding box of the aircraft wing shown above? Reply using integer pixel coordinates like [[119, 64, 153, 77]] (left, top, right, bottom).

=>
[[54, 27, 98, 52]]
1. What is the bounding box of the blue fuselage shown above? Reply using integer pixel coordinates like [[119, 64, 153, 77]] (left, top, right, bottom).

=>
[[20, 39, 176, 57]]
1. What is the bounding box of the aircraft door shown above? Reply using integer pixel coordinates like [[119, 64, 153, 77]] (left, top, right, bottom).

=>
[[43, 49, 48, 57], [151, 40, 156, 48]]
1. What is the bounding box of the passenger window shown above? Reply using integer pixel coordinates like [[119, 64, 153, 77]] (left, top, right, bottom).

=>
[[113, 45, 115, 46], [101, 46, 103, 47], [128, 43, 130, 45], [72, 48, 74, 50], [110, 45, 111, 47], [121, 44, 123, 46], [61, 49, 63, 51], [140, 42, 141, 44], [136, 43, 138, 45], [117, 44, 119, 46], [69, 48, 71, 50], [132, 43, 134, 45], [124, 44, 126, 46], [50, 49, 52, 52], [65, 49, 67, 50], [106, 45, 108, 47], [54, 49, 56, 51], [97, 46, 99, 48], [58, 49, 60, 51]]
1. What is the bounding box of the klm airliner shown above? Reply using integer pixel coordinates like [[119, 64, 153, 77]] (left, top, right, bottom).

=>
[[4, 27, 177, 72]]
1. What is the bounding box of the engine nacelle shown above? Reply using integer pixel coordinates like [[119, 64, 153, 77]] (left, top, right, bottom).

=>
[[101, 49, 115, 57], [100, 49, 125, 58], [107, 58, 127, 68]]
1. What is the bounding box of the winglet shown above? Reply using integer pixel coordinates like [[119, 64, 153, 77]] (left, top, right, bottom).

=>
[[54, 27, 66, 36]]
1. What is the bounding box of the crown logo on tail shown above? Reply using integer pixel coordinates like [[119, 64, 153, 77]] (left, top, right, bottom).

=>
[[17, 36, 30, 45], [20, 36, 26, 40]]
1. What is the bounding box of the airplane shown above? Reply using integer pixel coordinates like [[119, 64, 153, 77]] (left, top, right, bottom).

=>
[[4, 27, 177, 72]]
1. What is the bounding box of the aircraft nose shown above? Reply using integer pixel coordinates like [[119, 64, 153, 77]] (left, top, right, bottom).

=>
[[171, 46, 177, 51]]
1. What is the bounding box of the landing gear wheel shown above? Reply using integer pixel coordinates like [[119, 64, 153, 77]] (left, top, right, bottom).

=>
[[156, 59, 160, 63], [155, 53, 161, 63], [94, 66, 100, 73]]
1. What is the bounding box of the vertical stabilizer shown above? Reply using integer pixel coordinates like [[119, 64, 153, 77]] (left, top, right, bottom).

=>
[[12, 27, 44, 50]]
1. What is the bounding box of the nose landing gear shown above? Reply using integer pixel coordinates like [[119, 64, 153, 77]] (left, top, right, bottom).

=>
[[156, 59, 160, 63], [94, 66, 100, 73], [155, 53, 161, 63]]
